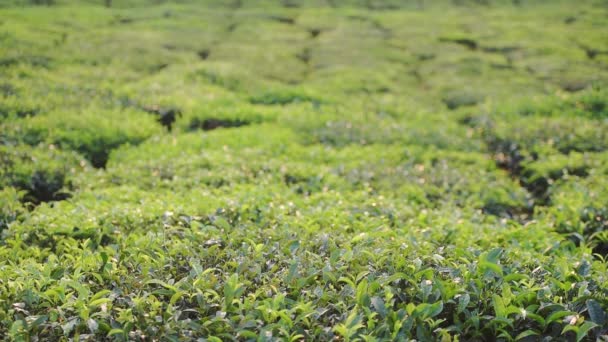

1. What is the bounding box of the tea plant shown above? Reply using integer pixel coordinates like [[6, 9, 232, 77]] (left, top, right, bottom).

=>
[[1, 0, 607, 340]]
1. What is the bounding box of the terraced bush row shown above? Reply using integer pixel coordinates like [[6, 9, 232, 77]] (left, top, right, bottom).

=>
[[2, 182, 607, 340], [0, 145, 83, 203], [466, 88, 608, 261]]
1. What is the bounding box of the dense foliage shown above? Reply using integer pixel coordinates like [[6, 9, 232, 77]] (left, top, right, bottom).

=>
[[1, 0, 607, 340]]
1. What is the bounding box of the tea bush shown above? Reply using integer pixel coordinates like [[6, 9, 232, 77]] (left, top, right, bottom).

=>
[[2, 109, 162, 168], [1, 1, 607, 340], [0, 145, 85, 203]]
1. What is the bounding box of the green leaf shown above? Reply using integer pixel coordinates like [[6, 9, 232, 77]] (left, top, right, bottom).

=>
[[170, 291, 184, 306], [146, 279, 178, 293], [224, 273, 244, 310], [427, 301, 444, 318], [107, 328, 124, 337], [50, 267, 64, 280], [480, 261, 503, 277], [356, 279, 369, 307], [413, 301, 443, 319], [492, 317, 514, 328], [515, 330, 538, 340], [28, 315, 48, 329], [493, 295, 506, 318], [9, 320, 25, 340], [586, 299, 605, 325], [99, 251, 109, 273], [504, 274, 528, 282], [88, 298, 112, 308], [485, 248, 504, 264], [90, 290, 111, 302], [576, 260, 590, 277], [237, 330, 258, 339], [213, 217, 231, 230], [335, 310, 364, 340], [406, 303, 416, 315], [371, 296, 387, 317], [546, 310, 575, 325], [338, 276, 356, 289], [457, 294, 470, 313], [576, 322, 598, 342], [561, 324, 578, 336], [288, 240, 300, 254], [525, 312, 545, 327]]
